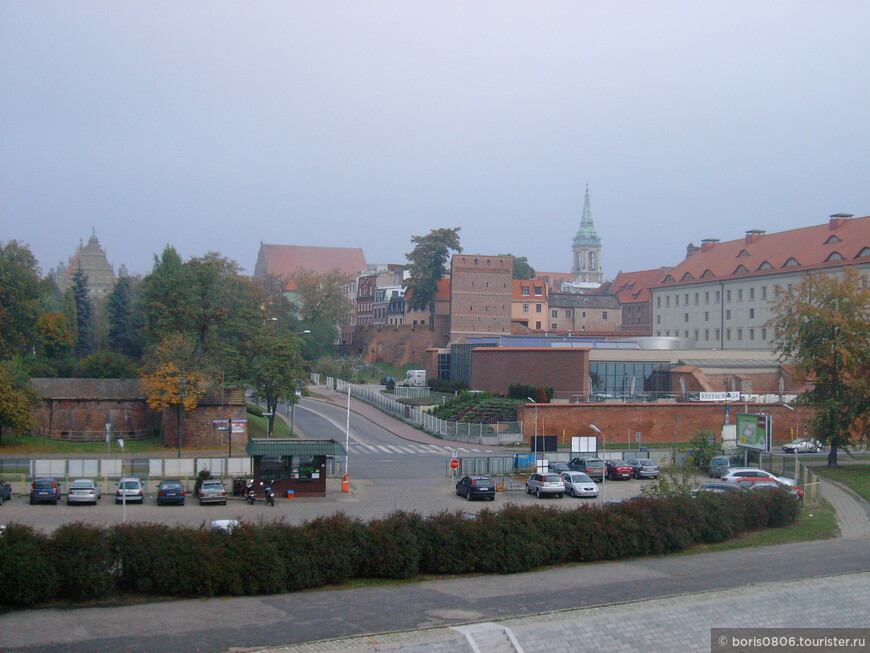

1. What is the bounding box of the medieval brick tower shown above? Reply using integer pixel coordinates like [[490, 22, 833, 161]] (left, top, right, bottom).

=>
[[571, 186, 603, 284]]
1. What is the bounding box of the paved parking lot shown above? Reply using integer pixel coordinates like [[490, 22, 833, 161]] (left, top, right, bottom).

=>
[[0, 473, 652, 532]]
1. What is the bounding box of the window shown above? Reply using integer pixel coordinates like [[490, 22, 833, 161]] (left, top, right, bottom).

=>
[[726, 328, 731, 340], [602, 311, 608, 320], [784, 258, 800, 267], [825, 252, 844, 262], [685, 294, 689, 304], [657, 296, 661, 307], [749, 308, 755, 319], [694, 330, 699, 341], [657, 315, 661, 324], [695, 292, 699, 304], [565, 310, 572, 317], [761, 286, 767, 299], [726, 290, 732, 301], [704, 311, 709, 322], [737, 289, 743, 301], [551, 323, 557, 329], [582, 311, 586, 318], [758, 261, 773, 270], [666, 296, 671, 307], [535, 321, 541, 329], [762, 328, 767, 340], [705, 291, 710, 303], [551, 309, 558, 317], [749, 328, 755, 340], [665, 331, 670, 336], [522, 304, 529, 313], [715, 291, 720, 302], [705, 329, 710, 341], [521, 286, 529, 296], [726, 309, 731, 320], [675, 295, 679, 306], [684, 313, 689, 323], [534, 286, 543, 296], [749, 287, 755, 300], [715, 329, 720, 341], [737, 329, 743, 341]]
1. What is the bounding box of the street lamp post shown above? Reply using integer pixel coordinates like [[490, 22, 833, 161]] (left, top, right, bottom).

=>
[[527, 398, 538, 468], [117, 437, 126, 523], [590, 424, 605, 504], [177, 375, 186, 459]]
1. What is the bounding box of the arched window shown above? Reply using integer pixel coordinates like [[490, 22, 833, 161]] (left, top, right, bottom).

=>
[[737, 249, 750, 258], [783, 258, 800, 267], [589, 251, 597, 270], [825, 252, 844, 262], [701, 269, 715, 279], [734, 265, 749, 274], [825, 235, 842, 244], [857, 247, 870, 258], [681, 272, 695, 281], [757, 261, 773, 271]]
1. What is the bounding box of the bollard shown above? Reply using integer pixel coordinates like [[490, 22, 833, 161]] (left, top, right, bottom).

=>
[[341, 475, 350, 493]]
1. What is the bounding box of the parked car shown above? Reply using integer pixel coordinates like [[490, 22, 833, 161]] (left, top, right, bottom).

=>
[[157, 479, 187, 506], [66, 479, 101, 505], [0, 479, 12, 505], [560, 471, 599, 498], [605, 459, 634, 480], [569, 457, 605, 481], [547, 462, 571, 474], [782, 438, 823, 454], [525, 473, 565, 498], [115, 477, 145, 504], [455, 475, 496, 501], [708, 455, 742, 478], [625, 458, 660, 479], [30, 477, 61, 505], [198, 479, 227, 505], [693, 482, 747, 496], [721, 468, 799, 488], [379, 376, 396, 386], [736, 478, 804, 498]]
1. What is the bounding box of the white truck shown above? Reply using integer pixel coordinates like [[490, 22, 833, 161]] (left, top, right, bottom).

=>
[[403, 370, 427, 387]]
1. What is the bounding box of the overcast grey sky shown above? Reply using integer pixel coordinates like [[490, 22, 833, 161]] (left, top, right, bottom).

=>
[[2, 1, 868, 281]]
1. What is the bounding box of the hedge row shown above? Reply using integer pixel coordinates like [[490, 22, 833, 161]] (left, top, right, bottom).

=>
[[0, 490, 799, 607]]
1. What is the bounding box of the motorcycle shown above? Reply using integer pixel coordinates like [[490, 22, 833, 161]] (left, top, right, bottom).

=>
[[245, 485, 256, 505], [264, 484, 275, 507]]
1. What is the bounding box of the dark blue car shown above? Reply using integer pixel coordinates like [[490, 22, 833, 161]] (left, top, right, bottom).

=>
[[30, 477, 61, 505]]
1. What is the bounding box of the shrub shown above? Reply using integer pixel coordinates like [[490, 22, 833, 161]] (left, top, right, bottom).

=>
[[362, 512, 425, 579], [303, 513, 368, 585], [428, 379, 469, 393], [246, 402, 264, 417], [419, 510, 488, 575], [0, 524, 58, 606], [259, 521, 323, 591], [477, 504, 567, 574], [210, 524, 286, 596], [51, 522, 116, 600]]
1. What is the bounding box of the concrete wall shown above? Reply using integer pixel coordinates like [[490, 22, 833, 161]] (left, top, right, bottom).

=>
[[471, 347, 590, 395], [519, 402, 814, 447]]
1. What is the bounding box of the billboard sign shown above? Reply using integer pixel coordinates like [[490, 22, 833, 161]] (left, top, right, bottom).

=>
[[736, 413, 770, 451]]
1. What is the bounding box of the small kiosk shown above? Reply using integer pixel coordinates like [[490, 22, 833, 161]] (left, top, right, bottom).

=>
[[245, 438, 347, 498]]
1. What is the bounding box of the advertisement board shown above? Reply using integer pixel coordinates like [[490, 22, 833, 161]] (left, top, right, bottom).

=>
[[735, 413, 770, 451]]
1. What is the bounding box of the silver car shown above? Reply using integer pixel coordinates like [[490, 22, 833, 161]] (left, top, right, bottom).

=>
[[198, 480, 227, 505], [782, 438, 823, 454], [525, 473, 565, 498], [66, 478, 101, 505], [560, 471, 599, 498], [115, 477, 145, 504], [626, 458, 660, 479]]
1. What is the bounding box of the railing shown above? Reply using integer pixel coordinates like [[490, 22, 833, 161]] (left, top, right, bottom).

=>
[[760, 452, 822, 508], [313, 374, 523, 445]]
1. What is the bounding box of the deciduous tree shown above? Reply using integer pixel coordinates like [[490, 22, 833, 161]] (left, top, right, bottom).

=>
[[0, 241, 45, 359], [0, 361, 38, 444], [404, 227, 462, 330], [768, 269, 870, 466]]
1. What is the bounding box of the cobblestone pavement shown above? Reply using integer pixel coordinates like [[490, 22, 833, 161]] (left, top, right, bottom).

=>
[[262, 571, 870, 653]]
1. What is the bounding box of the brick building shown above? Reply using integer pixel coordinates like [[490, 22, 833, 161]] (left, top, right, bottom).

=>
[[511, 279, 548, 330], [470, 347, 591, 395], [449, 254, 513, 342]]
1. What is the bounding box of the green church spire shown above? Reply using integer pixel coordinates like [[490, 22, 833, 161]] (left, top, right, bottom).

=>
[[573, 185, 601, 247]]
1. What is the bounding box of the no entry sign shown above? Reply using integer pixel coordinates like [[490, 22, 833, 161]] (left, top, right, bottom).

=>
[[449, 459, 460, 470]]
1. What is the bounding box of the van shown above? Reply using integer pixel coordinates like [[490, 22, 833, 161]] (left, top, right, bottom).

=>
[[403, 370, 427, 387]]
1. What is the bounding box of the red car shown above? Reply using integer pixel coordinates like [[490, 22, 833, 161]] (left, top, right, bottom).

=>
[[737, 478, 804, 499], [605, 460, 634, 480]]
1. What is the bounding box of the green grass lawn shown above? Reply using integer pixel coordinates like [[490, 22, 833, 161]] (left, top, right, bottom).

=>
[[810, 464, 870, 502], [0, 433, 169, 455]]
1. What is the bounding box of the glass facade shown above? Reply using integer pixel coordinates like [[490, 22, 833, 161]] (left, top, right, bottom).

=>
[[589, 361, 674, 397]]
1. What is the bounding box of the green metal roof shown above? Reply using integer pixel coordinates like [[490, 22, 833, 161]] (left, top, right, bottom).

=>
[[245, 439, 347, 457]]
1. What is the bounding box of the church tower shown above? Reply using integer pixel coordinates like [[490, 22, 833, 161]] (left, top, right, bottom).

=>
[[571, 186, 603, 284]]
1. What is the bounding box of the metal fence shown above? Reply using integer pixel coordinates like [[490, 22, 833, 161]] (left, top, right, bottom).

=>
[[312, 374, 522, 445], [760, 452, 822, 508]]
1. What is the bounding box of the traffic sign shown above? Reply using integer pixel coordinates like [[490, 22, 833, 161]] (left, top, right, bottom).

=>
[[449, 459, 460, 470]]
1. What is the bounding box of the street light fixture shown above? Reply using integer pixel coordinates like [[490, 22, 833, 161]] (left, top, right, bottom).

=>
[[527, 398, 538, 467], [590, 424, 605, 504]]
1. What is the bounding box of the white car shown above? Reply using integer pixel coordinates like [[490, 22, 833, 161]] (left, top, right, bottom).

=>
[[782, 438, 823, 454], [560, 471, 599, 498], [721, 468, 798, 488], [115, 477, 145, 504], [67, 478, 101, 505]]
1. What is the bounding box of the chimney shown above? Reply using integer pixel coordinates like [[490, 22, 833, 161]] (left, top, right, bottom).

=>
[[745, 229, 765, 245], [685, 242, 699, 259], [829, 213, 853, 230], [700, 238, 719, 252]]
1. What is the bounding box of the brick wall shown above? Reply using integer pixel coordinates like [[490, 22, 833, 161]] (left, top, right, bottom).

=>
[[348, 320, 450, 366], [161, 401, 247, 449], [471, 347, 591, 395], [519, 402, 814, 447]]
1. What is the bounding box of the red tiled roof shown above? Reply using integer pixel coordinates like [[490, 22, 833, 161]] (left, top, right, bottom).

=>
[[512, 279, 548, 300], [404, 278, 451, 302], [536, 271, 575, 288], [611, 267, 671, 304], [655, 216, 870, 287], [254, 244, 367, 279]]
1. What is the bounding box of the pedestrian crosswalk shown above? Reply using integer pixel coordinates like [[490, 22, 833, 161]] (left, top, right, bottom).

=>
[[345, 442, 492, 456]]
